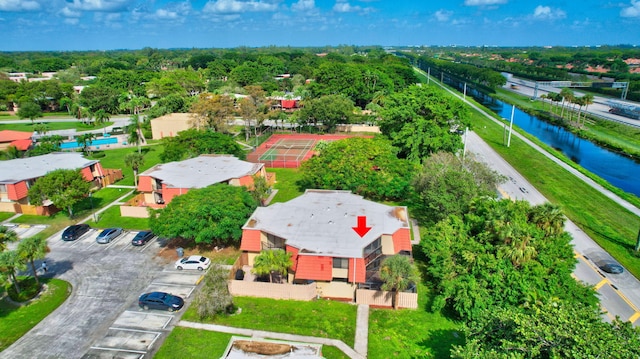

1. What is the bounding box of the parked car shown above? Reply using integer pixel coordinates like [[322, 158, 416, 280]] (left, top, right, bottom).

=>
[[131, 231, 154, 246], [96, 227, 123, 244], [61, 224, 91, 241], [600, 261, 624, 274], [175, 255, 211, 271], [138, 291, 184, 312]]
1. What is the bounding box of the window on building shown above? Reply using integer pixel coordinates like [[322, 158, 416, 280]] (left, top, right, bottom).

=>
[[0, 184, 6, 193], [333, 257, 349, 269], [363, 237, 381, 256]]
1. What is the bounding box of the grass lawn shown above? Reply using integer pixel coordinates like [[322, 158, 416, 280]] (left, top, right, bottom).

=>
[[0, 212, 15, 222], [88, 144, 164, 186], [155, 328, 349, 359], [87, 205, 149, 230], [0, 278, 71, 352], [368, 283, 463, 358], [0, 121, 113, 133], [182, 297, 357, 347], [269, 168, 303, 203]]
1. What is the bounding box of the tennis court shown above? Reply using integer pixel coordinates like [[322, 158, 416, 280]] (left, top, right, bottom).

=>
[[247, 134, 359, 168]]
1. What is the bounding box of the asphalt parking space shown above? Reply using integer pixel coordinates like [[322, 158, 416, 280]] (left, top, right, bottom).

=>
[[113, 311, 175, 330], [156, 271, 203, 285], [91, 327, 162, 352], [143, 283, 196, 299]]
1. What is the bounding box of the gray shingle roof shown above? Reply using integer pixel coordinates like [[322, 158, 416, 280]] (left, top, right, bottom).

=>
[[0, 152, 98, 184], [243, 190, 409, 258], [140, 155, 263, 189]]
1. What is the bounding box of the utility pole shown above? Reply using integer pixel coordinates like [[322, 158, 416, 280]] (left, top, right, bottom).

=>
[[507, 105, 515, 147]]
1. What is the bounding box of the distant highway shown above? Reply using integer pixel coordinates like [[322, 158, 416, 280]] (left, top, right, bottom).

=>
[[505, 77, 640, 128]]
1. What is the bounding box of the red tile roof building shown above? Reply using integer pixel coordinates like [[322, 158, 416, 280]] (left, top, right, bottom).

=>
[[0, 130, 33, 151], [0, 152, 104, 214], [240, 190, 412, 300]]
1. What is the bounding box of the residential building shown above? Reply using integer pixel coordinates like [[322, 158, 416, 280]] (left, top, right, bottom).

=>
[[150, 113, 193, 139], [0, 130, 33, 151], [240, 189, 412, 300], [136, 155, 267, 207], [0, 152, 105, 214]]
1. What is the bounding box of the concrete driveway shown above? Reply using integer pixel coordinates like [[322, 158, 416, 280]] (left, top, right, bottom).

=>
[[0, 231, 201, 359]]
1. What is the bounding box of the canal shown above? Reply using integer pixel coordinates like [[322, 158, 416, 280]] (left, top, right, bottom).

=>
[[469, 89, 640, 197]]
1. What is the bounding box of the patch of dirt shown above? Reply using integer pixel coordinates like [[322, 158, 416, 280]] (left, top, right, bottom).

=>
[[233, 340, 292, 355]]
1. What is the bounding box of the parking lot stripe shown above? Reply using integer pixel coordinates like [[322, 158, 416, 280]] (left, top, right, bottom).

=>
[[109, 327, 163, 335], [628, 312, 640, 323], [89, 346, 147, 354], [594, 278, 609, 290]]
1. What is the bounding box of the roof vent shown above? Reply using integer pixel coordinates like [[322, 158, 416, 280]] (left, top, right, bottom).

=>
[[328, 220, 334, 224], [310, 213, 314, 218]]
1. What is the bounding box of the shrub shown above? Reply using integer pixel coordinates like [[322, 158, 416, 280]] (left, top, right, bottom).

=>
[[192, 265, 235, 319]]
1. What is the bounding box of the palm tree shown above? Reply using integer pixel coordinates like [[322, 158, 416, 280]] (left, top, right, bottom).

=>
[[124, 152, 145, 186], [59, 96, 74, 115], [34, 123, 49, 135], [0, 225, 18, 252], [251, 249, 293, 283], [0, 250, 26, 295], [559, 88, 574, 120], [17, 236, 47, 287], [581, 94, 594, 127], [93, 109, 110, 126], [529, 203, 565, 237], [499, 235, 537, 268], [379, 254, 419, 310], [76, 132, 96, 155], [128, 114, 145, 154]]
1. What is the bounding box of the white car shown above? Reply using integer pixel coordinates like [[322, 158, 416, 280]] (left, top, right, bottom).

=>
[[175, 255, 211, 271]]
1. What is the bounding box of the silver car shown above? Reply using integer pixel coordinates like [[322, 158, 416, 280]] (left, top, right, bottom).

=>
[[96, 227, 123, 244]]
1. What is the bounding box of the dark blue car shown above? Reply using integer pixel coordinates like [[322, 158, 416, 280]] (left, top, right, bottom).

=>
[[138, 292, 184, 312], [131, 231, 154, 246]]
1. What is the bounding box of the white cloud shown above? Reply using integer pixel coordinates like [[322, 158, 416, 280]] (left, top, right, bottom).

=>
[[532, 5, 566, 20], [0, 0, 41, 11], [64, 18, 80, 25], [203, 0, 280, 14], [464, 0, 507, 6], [292, 0, 315, 12], [434, 9, 452, 22], [621, 0, 640, 17], [150, 2, 190, 21], [332, 0, 373, 14], [61, 7, 82, 18], [68, 0, 129, 12]]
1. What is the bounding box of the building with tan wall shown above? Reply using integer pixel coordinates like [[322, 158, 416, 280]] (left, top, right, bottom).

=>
[[150, 113, 194, 139]]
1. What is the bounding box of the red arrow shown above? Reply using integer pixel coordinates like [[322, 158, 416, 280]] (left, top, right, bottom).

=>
[[352, 216, 372, 237]]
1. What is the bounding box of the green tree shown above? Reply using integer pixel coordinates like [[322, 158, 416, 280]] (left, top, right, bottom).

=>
[[0, 250, 25, 295], [379, 85, 470, 161], [411, 151, 505, 225], [421, 198, 596, 320], [76, 133, 96, 155], [297, 137, 417, 202], [79, 85, 119, 113], [16, 101, 42, 124], [17, 236, 47, 287], [93, 109, 110, 126], [160, 129, 245, 162], [298, 94, 354, 132], [190, 93, 235, 132], [124, 152, 145, 186], [27, 168, 92, 217], [33, 123, 49, 135], [250, 174, 270, 206], [149, 184, 257, 245], [192, 265, 235, 319], [251, 249, 293, 283], [127, 114, 144, 153], [379, 255, 419, 309], [451, 301, 640, 359], [0, 225, 18, 252]]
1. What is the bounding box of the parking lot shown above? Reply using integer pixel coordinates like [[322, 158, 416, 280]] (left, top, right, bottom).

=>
[[0, 228, 206, 359]]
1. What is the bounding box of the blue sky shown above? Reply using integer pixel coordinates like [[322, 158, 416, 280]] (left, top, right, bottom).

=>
[[0, 0, 639, 51]]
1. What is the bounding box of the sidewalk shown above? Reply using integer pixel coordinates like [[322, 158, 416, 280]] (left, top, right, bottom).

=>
[[179, 321, 365, 359]]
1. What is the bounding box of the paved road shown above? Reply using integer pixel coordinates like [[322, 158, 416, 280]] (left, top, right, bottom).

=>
[[466, 130, 640, 324]]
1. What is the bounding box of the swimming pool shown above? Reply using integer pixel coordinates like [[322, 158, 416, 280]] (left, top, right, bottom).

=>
[[60, 137, 118, 149]]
